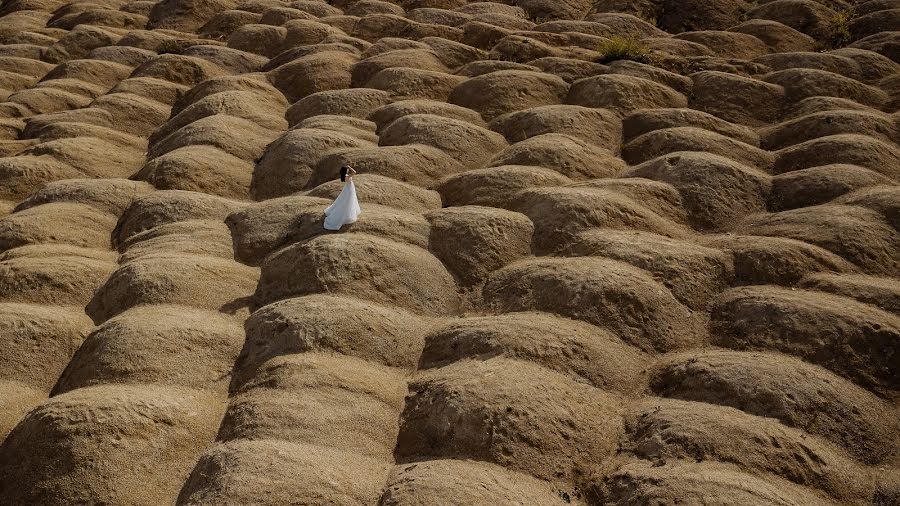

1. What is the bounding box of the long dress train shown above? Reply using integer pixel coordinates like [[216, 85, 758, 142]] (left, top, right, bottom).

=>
[[323, 177, 361, 230]]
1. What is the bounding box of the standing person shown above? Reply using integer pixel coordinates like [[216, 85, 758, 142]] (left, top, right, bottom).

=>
[[323, 165, 361, 231]]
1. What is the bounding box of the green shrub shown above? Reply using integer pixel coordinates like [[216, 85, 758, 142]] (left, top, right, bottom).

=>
[[596, 36, 653, 65], [824, 9, 854, 49]]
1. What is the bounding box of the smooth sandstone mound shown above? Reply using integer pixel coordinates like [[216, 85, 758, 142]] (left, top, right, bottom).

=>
[[623, 398, 874, 504], [738, 204, 900, 275], [396, 357, 624, 484], [379, 113, 507, 168], [54, 304, 244, 394], [238, 294, 430, 384], [379, 459, 565, 506], [369, 98, 484, 132], [87, 253, 259, 322], [251, 127, 373, 199], [566, 74, 688, 116], [651, 350, 900, 464], [437, 164, 573, 208], [761, 110, 898, 151], [774, 134, 900, 180], [366, 66, 465, 101], [0, 253, 116, 306], [425, 206, 533, 287], [622, 126, 773, 170], [598, 460, 840, 506], [219, 353, 406, 458], [490, 104, 622, 153], [178, 440, 390, 506], [448, 69, 568, 121], [306, 173, 442, 212], [622, 107, 760, 146], [0, 202, 116, 252], [255, 233, 459, 315], [799, 272, 900, 314], [770, 164, 893, 210], [483, 256, 704, 353], [489, 133, 626, 180], [558, 229, 733, 311], [0, 303, 93, 391], [509, 186, 688, 253], [420, 311, 647, 393], [628, 152, 772, 231], [0, 385, 223, 506], [112, 190, 245, 247], [135, 145, 254, 199], [710, 286, 899, 396], [701, 234, 857, 286]]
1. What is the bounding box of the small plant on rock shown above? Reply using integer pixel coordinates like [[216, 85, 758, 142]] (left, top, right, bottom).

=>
[[823, 9, 854, 50], [596, 36, 654, 65]]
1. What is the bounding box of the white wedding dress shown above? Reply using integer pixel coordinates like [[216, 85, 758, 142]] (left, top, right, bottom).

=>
[[323, 177, 361, 230]]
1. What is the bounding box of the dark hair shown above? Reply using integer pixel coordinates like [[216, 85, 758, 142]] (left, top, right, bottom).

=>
[[340, 166, 348, 182]]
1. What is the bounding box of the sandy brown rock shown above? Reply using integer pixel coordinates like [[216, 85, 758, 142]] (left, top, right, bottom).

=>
[[651, 349, 900, 464], [0, 380, 45, 442], [437, 165, 572, 208], [730, 19, 817, 52], [799, 272, 900, 314], [87, 253, 258, 322], [597, 460, 840, 506], [689, 71, 786, 127], [774, 134, 900, 180], [566, 74, 687, 116], [770, 164, 893, 210], [484, 256, 704, 353], [312, 144, 465, 188], [367, 66, 465, 101], [0, 203, 116, 252], [711, 285, 899, 395], [448, 70, 567, 121], [118, 219, 236, 263], [701, 234, 858, 286], [256, 233, 459, 315], [489, 133, 625, 180], [0, 303, 93, 391], [0, 253, 116, 306], [622, 398, 875, 504], [54, 304, 243, 394], [251, 127, 372, 199], [425, 206, 532, 287], [286, 87, 392, 125], [379, 113, 507, 169], [16, 178, 152, 215], [623, 127, 773, 170], [421, 312, 647, 394], [135, 145, 254, 199], [306, 173, 441, 212], [490, 104, 622, 153], [739, 204, 900, 275], [112, 190, 244, 246], [628, 152, 772, 231], [267, 50, 356, 103], [238, 294, 429, 385], [369, 98, 484, 132], [0, 384, 223, 506], [762, 110, 897, 151], [178, 440, 390, 506], [379, 459, 565, 506], [559, 229, 732, 311], [623, 108, 759, 146], [220, 352, 406, 458], [396, 357, 624, 485]]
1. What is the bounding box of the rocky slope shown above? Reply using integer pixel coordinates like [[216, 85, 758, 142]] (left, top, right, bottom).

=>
[[0, 0, 897, 504]]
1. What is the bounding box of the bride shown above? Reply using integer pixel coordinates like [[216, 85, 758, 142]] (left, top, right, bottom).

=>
[[323, 165, 361, 231]]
